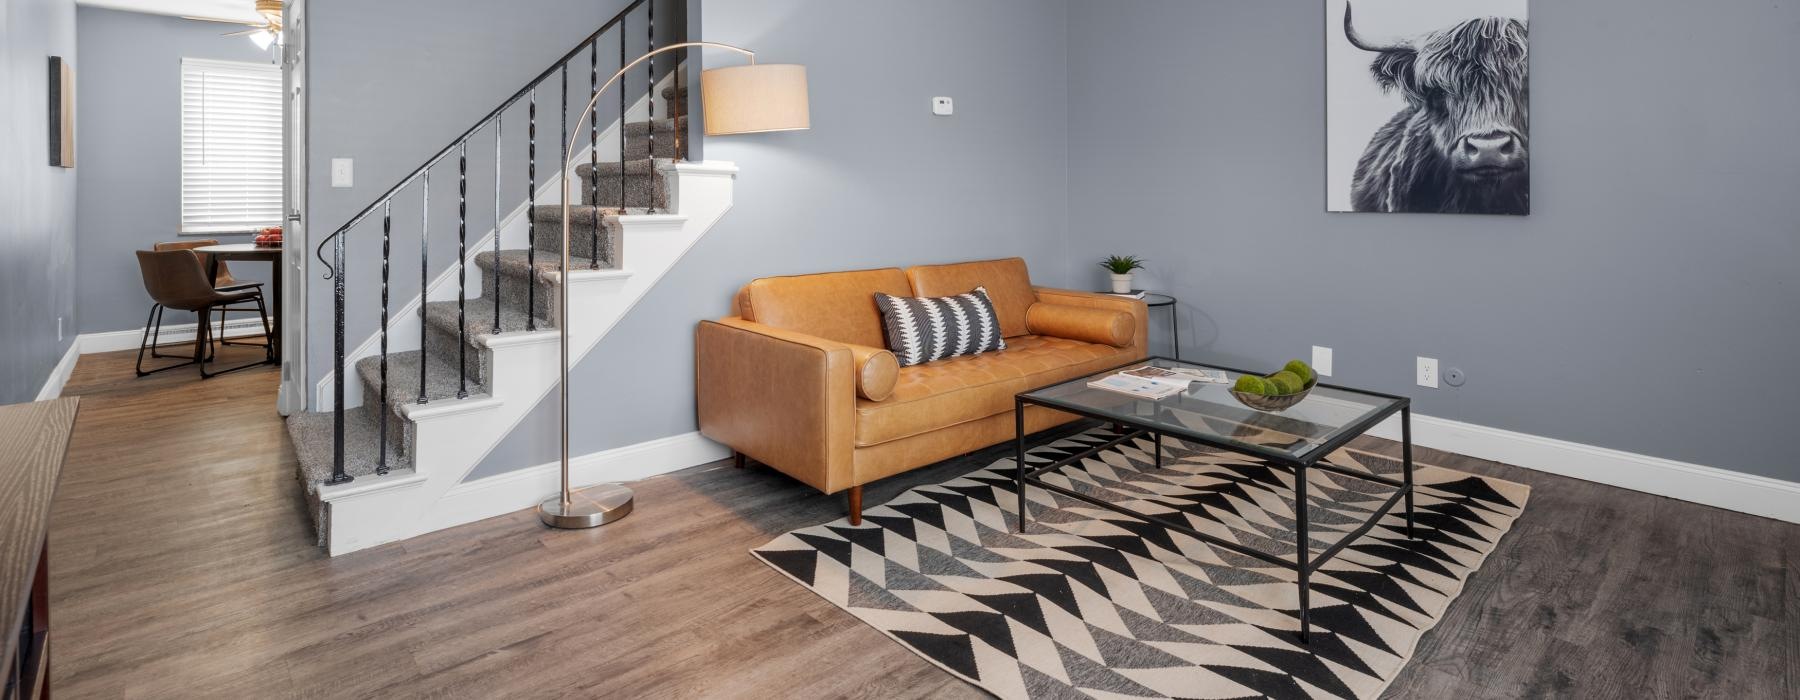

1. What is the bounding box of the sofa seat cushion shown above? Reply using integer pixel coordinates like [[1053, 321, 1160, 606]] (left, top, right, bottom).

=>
[[854, 334, 1134, 447]]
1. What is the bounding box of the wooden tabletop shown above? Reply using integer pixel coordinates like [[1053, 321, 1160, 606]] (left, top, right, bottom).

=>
[[0, 397, 78, 666], [193, 243, 282, 256]]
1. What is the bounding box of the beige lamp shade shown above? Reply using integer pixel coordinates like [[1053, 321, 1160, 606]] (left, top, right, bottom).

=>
[[701, 63, 810, 136]]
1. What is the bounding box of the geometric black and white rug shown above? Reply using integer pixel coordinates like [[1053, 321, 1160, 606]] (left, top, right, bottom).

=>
[[753, 427, 1529, 699]]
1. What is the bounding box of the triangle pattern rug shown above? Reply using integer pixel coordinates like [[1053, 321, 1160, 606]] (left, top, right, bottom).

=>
[[752, 426, 1529, 699]]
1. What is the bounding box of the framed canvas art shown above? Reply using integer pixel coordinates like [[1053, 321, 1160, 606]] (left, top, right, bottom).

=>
[[1326, 1, 1528, 215]]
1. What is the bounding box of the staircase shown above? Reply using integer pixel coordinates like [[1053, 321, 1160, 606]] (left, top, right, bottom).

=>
[[286, 1, 736, 556]]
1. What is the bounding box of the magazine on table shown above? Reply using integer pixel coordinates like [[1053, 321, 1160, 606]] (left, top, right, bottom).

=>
[[1086, 374, 1185, 400], [1087, 365, 1232, 399], [1105, 290, 1148, 299], [1121, 365, 1231, 387]]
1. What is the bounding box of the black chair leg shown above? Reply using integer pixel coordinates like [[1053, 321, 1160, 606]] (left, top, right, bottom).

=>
[[200, 300, 277, 379], [137, 304, 201, 377]]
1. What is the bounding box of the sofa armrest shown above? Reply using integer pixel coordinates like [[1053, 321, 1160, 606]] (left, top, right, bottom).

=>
[[1026, 303, 1133, 348], [695, 318, 864, 494], [1032, 287, 1150, 353]]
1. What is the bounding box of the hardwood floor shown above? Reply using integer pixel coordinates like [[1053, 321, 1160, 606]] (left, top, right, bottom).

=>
[[48, 347, 1797, 698]]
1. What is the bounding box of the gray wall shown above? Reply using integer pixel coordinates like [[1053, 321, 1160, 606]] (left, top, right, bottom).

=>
[[469, 0, 1073, 478], [74, 6, 277, 334], [0, 0, 78, 404], [1063, 0, 1800, 481], [304, 0, 676, 391]]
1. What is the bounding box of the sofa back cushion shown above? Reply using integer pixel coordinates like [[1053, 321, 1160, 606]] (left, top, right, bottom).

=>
[[737, 267, 911, 347], [905, 257, 1036, 338]]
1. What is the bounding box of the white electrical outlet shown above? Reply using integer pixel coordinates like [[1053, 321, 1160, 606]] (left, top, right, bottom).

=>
[[1311, 346, 1333, 377], [1417, 356, 1439, 388], [931, 96, 953, 116], [331, 158, 354, 188]]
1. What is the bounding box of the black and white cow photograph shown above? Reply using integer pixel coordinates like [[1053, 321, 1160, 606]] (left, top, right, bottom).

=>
[[1326, 0, 1529, 215]]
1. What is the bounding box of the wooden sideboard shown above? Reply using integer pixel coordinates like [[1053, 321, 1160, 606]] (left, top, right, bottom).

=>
[[1, 398, 77, 700]]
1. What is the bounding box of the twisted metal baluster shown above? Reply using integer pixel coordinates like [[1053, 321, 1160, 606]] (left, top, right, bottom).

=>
[[457, 142, 469, 399], [329, 219, 350, 484], [527, 88, 538, 331], [491, 116, 503, 334], [418, 170, 430, 404], [617, 19, 626, 214], [590, 42, 600, 268], [647, 0, 656, 214], [377, 201, 391, 475]]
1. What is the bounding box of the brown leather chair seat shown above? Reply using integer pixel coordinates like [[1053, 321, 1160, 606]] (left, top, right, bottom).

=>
[[855, 335, 1133, 447]]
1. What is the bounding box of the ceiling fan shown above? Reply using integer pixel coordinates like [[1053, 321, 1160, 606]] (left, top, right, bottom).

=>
[[184, 0, 283, 47]]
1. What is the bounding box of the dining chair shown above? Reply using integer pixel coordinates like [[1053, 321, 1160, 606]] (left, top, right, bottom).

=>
[[134, 249, 273, 378], [151, 239, 269, 352]]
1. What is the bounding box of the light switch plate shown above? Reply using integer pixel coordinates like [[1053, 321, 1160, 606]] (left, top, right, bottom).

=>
[[1311, 346, 1333, 377], [331, 158, 354, 188], [932, 96, 953, 116]]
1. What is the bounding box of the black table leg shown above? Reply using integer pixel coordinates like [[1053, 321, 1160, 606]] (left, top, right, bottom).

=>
[[1154, 431, 1163, 469], [1015, 399, 1028, 534], [1296, 464, 1311, 643], [1402, 406, 1415, 538]]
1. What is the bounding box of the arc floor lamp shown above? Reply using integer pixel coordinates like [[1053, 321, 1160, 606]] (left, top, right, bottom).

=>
[[539, 43, 810, 529]]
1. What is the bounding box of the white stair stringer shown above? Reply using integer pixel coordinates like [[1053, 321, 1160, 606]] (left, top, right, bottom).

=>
[[315, 161, 739, 555]]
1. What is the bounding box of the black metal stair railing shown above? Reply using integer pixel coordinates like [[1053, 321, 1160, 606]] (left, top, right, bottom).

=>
[[313, 0, 684, 485]]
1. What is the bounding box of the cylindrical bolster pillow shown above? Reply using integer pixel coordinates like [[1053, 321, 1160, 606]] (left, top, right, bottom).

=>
[[848, 344, 899, 401], [1026, 303, 1134, 348]]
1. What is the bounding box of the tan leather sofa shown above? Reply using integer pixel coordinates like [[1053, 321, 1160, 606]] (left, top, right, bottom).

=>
[[696, 258, 1148, 523]]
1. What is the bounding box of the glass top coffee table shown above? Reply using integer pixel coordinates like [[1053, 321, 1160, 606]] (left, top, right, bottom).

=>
[[1012, 356, 1416, 643]]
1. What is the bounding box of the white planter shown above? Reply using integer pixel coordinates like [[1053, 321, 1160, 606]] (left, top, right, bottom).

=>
[[1109, 273, 1134, 294]]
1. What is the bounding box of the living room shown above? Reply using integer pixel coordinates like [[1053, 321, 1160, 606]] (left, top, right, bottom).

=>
[[2, 0, 1795, 698]]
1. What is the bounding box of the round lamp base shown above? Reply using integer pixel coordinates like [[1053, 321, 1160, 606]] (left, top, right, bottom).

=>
[[538, 483, 635, 529]]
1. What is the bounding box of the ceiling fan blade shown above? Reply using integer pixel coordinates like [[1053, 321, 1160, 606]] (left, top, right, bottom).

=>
[[183, 15, 262, 27], [221, 28, 265, 37]]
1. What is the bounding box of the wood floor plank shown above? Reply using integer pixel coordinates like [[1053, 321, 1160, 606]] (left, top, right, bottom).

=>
[[45, 346, 1799, 698]]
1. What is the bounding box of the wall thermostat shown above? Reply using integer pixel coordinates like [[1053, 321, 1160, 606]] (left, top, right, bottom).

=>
[[932, 96, 953, 116]]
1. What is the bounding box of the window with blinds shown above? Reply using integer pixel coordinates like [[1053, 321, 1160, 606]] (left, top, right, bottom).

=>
[[180, 58, 283, 234]]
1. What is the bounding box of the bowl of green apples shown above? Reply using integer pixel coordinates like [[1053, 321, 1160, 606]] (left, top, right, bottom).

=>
[[1229, 360, 1318, 412]]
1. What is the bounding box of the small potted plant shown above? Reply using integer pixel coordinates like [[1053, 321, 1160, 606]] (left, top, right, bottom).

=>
[[1099, 255, 1146, 294]]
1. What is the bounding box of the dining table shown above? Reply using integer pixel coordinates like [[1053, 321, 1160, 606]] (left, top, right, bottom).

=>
[[194, 242, 283, 363]]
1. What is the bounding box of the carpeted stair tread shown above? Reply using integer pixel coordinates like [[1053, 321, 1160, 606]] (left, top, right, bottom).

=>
[[572, 158, 667, 209], [530, 205, 622, 263], [288, 407, 411, 491], [424, 296, 548, 340], [575, 158, 664, 178], [477, 249, 608, 281], [623, 117, 687, 137], [355, 348, 489, 410], [661, 84, 687, 102]]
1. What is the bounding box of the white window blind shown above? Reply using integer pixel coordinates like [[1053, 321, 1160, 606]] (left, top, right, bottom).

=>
[[181, 58, 283, 234]]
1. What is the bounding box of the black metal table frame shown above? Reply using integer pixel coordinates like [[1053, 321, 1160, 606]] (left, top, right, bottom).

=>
[[1012, 356, 1415, 643]]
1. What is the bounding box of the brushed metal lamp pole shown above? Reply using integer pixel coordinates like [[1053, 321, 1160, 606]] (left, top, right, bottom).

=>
[[538, 43, 810, 529]]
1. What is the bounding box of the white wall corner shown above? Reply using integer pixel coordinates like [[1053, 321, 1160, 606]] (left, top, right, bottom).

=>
[[36, 339, 82, 400]]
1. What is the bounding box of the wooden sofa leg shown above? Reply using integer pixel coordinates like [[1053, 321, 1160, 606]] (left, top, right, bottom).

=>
[[732, 451, 746, 469], [847, 485, 863, 526]]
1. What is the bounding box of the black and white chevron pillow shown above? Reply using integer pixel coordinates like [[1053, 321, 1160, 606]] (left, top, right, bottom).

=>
[[873, 286, 1006, 367]]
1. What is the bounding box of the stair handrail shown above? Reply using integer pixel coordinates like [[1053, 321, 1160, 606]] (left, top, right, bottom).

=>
[[313, 0, 647, 279]]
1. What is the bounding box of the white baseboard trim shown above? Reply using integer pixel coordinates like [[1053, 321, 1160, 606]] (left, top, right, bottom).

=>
[[431, 431, 731, 531], [79, 316, 270, 355], [1362, 412, 1800, 524], [35, 340, 81, 400]]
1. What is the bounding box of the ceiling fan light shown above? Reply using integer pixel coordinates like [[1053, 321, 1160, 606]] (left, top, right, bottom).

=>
[[248, 29, 275, 50]]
